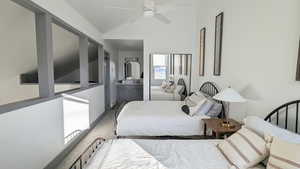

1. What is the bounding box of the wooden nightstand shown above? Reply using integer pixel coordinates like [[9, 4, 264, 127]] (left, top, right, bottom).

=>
[[202, 118, 242, 139]]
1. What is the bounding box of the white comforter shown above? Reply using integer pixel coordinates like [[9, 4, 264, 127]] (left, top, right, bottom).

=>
[[87, 139, 231, 169], [117, 101, 210, 136]]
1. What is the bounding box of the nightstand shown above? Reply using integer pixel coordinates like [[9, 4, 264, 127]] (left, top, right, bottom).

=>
[[202, 118, 242, 139]]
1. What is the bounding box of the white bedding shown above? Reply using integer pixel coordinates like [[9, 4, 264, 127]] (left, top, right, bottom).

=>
[[117, 101, 209, 136], [86, 139, 231, 169], [151, 86, 181, 101]]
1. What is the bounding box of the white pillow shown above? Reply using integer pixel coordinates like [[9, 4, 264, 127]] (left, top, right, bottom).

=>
[[164, 84, 176, 93], [195, 91, 210, 97], [161, 81, 168, 89], [189, 99, 207, 116], [206, 102, 223, 117], [189, 93, 205, 103], [267, 137, 300, 169], [195, 99, 214, 116], [184, 96, 197, 107], [218, 127, 269, 169], [244, 116, 300, 144]]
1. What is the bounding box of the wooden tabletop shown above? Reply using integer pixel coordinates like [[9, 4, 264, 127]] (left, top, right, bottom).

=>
[[202, 118, 242, 133]]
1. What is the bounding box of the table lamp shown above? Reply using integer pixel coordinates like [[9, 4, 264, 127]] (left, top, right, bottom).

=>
[[213, 87, 247, 128]]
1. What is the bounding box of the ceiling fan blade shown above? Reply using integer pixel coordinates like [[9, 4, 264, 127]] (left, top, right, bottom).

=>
[[154, 13, 171, 24]]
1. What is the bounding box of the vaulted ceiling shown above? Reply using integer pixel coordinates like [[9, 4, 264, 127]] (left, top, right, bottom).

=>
[[65, 0, 194, 33]]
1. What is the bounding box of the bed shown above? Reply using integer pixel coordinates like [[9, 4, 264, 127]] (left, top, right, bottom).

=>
[[116, 82, 225, 137], [70, 99, 300, 169], [150, 78, 187, 101]]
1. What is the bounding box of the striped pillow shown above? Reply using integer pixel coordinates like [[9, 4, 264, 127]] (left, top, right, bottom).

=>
[[217, 127, 269, 169], [267, 137, 300, 169]]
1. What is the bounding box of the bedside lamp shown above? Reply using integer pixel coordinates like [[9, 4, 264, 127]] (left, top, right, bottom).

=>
[[213, 87, 246, 128]]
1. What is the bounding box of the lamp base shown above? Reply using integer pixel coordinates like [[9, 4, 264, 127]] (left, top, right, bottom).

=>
[[221, 120, 235, 128]]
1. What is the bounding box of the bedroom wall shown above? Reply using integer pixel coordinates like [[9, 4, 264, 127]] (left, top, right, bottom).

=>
[[104, 41, 119, 107], [193, 0, 300, 120], [103, 5, 198, 100]]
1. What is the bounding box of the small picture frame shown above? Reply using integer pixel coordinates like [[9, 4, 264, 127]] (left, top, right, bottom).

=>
[[199, 27, 206, 76], [296, 39, 300, 81], [214, 12, 224, 76]]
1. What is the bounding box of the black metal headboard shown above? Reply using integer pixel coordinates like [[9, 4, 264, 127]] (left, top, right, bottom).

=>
[[199, 82, 225, 118], [264, 100, 300, 134]]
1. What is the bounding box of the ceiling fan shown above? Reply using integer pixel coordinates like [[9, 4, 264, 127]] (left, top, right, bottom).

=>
[[104, 0, 175, 24]]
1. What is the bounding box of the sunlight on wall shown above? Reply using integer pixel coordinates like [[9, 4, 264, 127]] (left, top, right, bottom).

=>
[[63, 94, 90, 144]]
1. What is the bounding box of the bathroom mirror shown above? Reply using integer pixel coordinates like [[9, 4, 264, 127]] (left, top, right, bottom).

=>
[[125, 61, 141, 79]]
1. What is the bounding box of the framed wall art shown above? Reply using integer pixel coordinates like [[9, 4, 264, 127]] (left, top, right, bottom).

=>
[[296, 39, 300, 81], [214, 12, 224, 76], [199, 27, 206, 76]]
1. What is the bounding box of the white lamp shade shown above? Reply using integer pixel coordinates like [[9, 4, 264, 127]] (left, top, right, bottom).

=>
[[213, 87, 247, 103]]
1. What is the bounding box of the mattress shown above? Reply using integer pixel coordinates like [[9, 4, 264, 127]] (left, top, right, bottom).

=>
[[117, 101, 209, 136], [85, 139, 231, 169]]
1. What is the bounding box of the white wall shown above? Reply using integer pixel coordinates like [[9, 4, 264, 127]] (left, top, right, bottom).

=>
[[104, 6, 198, 100], [0, 98, 64, 169], [0, 85, 105, 169], [104, 41, 119, 107], [72, 86, 105, 124], [193, 0, 300, 120]]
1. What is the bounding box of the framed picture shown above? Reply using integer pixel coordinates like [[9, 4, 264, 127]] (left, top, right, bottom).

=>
[[199, 27, 206, 76], [296, 39, 300, 81], [214, 12, 224, 76]]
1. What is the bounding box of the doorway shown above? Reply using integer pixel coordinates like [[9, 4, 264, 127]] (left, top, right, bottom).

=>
[[104, 51, 111, 110]]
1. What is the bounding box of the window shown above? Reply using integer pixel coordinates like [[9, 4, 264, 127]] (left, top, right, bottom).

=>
[[152, 54, 168, 80], [52, 23, 80, 93], [0, 0, 39, 105], [88, 41, 99, 85]]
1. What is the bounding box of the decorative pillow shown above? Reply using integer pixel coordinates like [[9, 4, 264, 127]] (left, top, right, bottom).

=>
[[189, 99, 207, 116], [184, 97, 197, 107], [181, 105, 190, 115], [206, 102, 223, 117], [189, 93, 206, 103], [195, 99, 214, 116], [164, 84, 176, 93], [161, 81, 168, 89], [195, 91, 210, 98], [266, 137, 300, 169], [217, 127, 269, 169]]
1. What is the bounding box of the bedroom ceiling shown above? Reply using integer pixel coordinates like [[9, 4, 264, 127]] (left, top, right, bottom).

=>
[[105, 39, 144, 51], [65, 0, 194, 33]]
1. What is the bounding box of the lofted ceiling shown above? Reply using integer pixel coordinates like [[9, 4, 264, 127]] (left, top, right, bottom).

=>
[[105, 39, 144, 51], [65, 0, 194, 33]]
